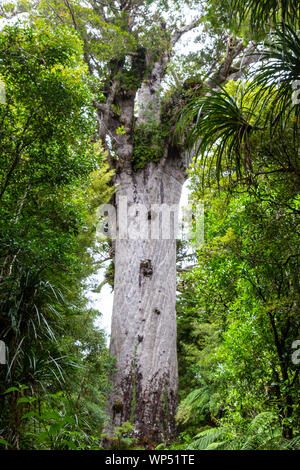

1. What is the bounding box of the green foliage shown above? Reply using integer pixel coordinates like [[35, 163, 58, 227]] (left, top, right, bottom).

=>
[[176, 385, 216, 426], [175, 9, 300, 448], [176, 160, 300, 441], [204, 0, 300, 39], [0, 24, 113, 449], [248, 25, 300, 129], [187, 412, 300, 450], [20, 392, 100, 450], [0, 23, 96, 198], [178, 84, 258, 182], [179, 23, 300, 184], [102, 422, 142, 450], [132, 120, 168, 169], [228, 0, 300, 33], [0, 388, 108, 450]]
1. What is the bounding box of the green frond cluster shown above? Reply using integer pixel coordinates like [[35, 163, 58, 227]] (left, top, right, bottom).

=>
[[178, 24, 300, 184], [187, 413, 300, 450]]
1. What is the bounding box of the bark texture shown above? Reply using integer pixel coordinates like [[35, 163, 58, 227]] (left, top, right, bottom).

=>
[[107, 153, 186, 445]]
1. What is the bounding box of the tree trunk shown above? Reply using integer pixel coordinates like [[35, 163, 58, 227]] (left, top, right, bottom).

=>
[[107, 153, 186, 446]]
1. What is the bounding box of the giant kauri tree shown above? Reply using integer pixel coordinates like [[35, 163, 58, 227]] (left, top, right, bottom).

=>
[[2, 0, 259, 444]]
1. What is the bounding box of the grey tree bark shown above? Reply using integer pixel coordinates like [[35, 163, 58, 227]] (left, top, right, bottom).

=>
[[107, 153, 186, 444], [94, 28, 193, 445]]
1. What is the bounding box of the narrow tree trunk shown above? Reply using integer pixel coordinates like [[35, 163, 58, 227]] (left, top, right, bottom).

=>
[[107, 154, 185, 446]]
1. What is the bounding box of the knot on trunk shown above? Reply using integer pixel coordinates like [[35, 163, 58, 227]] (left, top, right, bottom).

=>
[[140, 259, 153, 278], [112, 399, 123, 415]]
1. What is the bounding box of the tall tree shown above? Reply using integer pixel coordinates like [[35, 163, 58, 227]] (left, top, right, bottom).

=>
[[1, 0, 259, 444]]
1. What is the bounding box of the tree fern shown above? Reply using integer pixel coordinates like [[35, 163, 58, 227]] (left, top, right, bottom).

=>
[[187, 412, 300, 450], [187, 427, 232, 450]]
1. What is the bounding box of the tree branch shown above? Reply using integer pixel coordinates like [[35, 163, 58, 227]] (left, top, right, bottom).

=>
[[171, 17, 202, 45], [206, 39, 261, 89]]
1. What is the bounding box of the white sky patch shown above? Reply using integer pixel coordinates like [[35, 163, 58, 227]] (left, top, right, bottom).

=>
[[87, 269, 113, 340], [0, 12, 29, 29]]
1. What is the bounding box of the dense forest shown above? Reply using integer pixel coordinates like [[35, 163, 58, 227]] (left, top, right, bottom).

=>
[[0, 0, 299, 451]]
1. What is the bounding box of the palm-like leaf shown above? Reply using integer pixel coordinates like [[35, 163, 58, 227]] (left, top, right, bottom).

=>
[[229, 0, 300, 31], [178, 26, 300, 183], [178, 86, 257, 181], [249, 25, 300, 128]]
